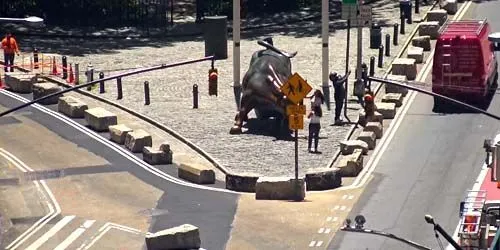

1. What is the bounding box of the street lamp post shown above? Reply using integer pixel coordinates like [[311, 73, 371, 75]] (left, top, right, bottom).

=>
[[0, 16, 45, 28]]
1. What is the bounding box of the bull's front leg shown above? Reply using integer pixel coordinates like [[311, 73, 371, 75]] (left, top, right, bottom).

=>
[[230, 91, 255, 134]]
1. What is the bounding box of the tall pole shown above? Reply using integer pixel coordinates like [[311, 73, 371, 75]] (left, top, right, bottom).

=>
[[321, 0, 331, 110], [233, 0, 242, 110], [355, 0, 363, 96]]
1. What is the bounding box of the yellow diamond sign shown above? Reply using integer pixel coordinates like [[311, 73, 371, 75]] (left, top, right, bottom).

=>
[[280, 73, 313, 104]]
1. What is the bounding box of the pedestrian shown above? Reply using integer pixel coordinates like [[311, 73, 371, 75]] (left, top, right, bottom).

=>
[[1, 32, 20, 73], [307, 105, 322, 153], [309, 89, 325, 109], [330, 70, 350, 125]]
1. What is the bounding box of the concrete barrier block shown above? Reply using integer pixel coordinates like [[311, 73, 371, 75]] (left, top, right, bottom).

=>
[[357, 131, 376, 150], [143, 146, 173, 165], [5, 74, 36, 93], [385, 75, 409, 97], [358, 110, 383, 127], [125, 129, 152, 153], [255, 177, 305, 200], [407, 46, 424, 64], [382, 93, 403, 107], [305, 168, 342, 191], [109, 124, 133, 144], [418, 21, 440, 39], [442, 0, 458, 15], [84, 107, 118, 132], [427, 9, 448, 25], [178, 163, 215, 184], [364, 121, 383, 139], [392, 58, 417, 80], [412, 35, 432, 51], [145, 224, 201, 250], [340, 140, 369, 155], [58, 96, 88, 118], [376, 102, 396, 119], [226, 172, 261, 192], [336, 149, 364, 177], [33, 83, 63, 105]]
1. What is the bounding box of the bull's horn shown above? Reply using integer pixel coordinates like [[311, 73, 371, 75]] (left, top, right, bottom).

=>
[[257, 40, 298, 58]]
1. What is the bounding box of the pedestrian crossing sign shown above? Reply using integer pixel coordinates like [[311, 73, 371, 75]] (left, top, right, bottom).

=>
[[280, 73, 313, 104], [288, 114, 304, 130]]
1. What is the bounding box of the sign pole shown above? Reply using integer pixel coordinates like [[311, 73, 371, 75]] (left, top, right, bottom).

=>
[[355, 0, 363, 99], [294, 127, 299, 200], [233, 0, 242, 110], [321, 0, 331, 111], [344, 16, 352, 122]]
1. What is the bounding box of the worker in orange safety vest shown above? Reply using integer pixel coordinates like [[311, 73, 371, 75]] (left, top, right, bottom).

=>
[[1, 31, 20, 72]]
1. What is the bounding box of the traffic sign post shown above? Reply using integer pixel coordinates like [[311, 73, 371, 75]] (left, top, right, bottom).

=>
[[281, 72, 312, 201]]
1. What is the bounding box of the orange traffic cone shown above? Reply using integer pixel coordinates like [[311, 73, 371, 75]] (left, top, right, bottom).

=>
[[51, 56, 58, 75], [67, 64, 75, 84]]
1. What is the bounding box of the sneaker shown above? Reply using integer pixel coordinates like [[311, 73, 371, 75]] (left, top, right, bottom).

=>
[[334, 119, 343, 125]]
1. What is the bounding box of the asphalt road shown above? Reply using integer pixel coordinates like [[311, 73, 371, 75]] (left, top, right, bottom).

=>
[[0, 90, 239, 250], [329, 3, 500, 249]]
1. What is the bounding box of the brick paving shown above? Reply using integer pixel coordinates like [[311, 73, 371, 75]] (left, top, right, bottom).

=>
[[14, 2, 433, 177]]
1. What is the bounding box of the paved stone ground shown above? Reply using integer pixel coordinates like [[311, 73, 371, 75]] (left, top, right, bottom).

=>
[[12, 2, 433, 177]]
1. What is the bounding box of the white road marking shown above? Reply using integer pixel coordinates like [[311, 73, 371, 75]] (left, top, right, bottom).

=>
[[0, 89, 240, 195], [348, 195, 354, 200], [333, 217, 338, 222], [342, 194, 348, 199], [0, 149, 62, 250], [318, 228, 325, 234], [77, 222, 141, 250], [326, 216, 332, 222], [54, 220, 96, 250], [324, 228, 331, 234], [26, 215, 76, 250], [316, 241, 323, 247], [340, 206, 347, 211], [333, 205, 340, 210], [309, 241, 316, 247]]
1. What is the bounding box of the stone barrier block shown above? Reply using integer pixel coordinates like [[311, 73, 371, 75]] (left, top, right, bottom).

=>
[[385, 75, 409, 97], [412, 35, 431, 51], [226, 172, 261, 192], [442, 0, 458, 14], [418, 21, 440, 39], [427, 9, 448, 25], [336, 149, 364, 177], [407, 46, 424, 64], [392, 58, 417, 80], [143, 146, 173, 165], [357, 131, 376, 150], [255, 177, 305, 200], [84, 107, 118, 132], [5, 74, 36, 93], [358, 110, 383, 127], [125, 129, 152, 153], [109, 124, 133, 144], [382, 93, 404, 107], [340, 140, 369, 155], [364, 121, 383, 139], [305, 168, 342, 191], [376, 102, 397, 119], [57, 96, 88, 118], [33, 83, 63, 105], [145, 224, 201, 250], [178, 163, 215, 184]]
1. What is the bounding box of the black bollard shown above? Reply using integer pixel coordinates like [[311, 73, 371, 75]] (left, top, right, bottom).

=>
[[99, 72, 105, 93], [33, 48, 39, 69], [62, 56, 68, 79], [400, 15, 406, 35], [369, 56, 375, 76], [393, 24, 399, 46], [117, 77, 123, 100], [144, 81, 150, 105], [378, 45, 384, 68], [415, 0, 420, 14], [193, 84, 199, 109], [385, 34, 391, 57]]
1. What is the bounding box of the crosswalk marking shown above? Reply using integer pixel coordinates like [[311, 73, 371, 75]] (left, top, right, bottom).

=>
[[26, 215, 76, 250], [54, 220, 96, 250]]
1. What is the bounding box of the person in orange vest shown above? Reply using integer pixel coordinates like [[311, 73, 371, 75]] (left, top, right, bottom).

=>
[[1, 32, 20, 72]]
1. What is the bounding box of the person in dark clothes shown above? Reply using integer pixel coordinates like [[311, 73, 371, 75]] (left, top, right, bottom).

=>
[[329, 70, 350, 125]]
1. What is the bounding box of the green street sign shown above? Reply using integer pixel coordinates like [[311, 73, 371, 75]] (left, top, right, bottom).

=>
[[343, 0, 357, 4]]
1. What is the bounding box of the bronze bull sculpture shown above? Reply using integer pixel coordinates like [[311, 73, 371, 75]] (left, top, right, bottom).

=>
[[229, 38, 298, 135]]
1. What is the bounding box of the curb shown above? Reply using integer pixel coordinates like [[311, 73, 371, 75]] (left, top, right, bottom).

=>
[[327, 0, 440, 170]]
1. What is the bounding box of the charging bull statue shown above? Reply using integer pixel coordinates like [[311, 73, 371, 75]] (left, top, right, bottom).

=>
[[229, 38, 298, 135]]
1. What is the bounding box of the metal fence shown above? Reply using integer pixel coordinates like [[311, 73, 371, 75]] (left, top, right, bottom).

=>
[[0, 0, 170, 28]]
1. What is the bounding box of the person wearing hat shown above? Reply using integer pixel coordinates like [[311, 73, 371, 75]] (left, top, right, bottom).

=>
[[363, 91, 376, 122], [1, 32, 20, 72]]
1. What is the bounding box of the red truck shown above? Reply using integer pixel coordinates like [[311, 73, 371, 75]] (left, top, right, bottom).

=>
[[432, 19, 498, 111]]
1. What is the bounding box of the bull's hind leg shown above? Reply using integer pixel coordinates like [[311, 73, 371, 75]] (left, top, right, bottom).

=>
[[230, 91, 256, 134]]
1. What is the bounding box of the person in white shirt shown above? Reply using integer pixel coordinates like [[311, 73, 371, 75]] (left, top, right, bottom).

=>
[[309, 89, 325, 109], [307, 105, 322, 153]]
